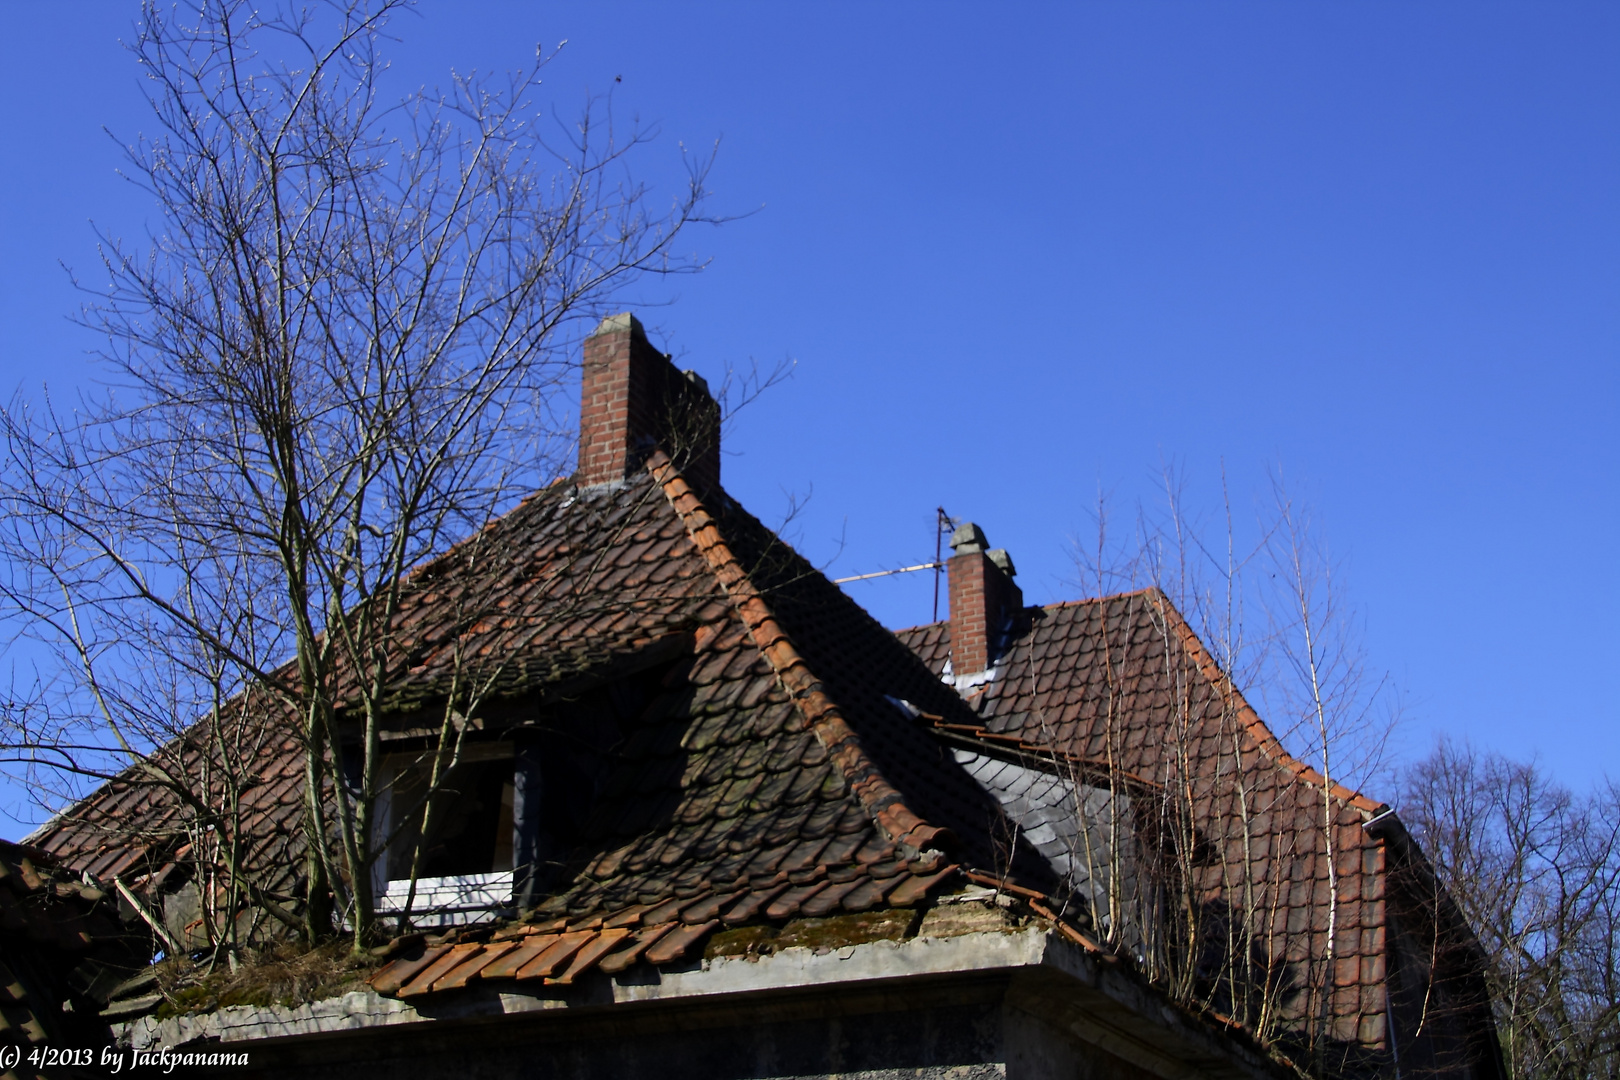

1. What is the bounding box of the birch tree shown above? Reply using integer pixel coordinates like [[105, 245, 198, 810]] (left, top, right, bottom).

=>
[[1070, 468, 1400, 1075]]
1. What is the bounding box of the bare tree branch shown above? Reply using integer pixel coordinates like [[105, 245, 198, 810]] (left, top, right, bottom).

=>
[[0, 0, 718, 954]]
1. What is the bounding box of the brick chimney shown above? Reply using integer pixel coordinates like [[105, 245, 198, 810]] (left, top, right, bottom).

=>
[[578, 313, 720, 493], [947, 522, 1023, 677]]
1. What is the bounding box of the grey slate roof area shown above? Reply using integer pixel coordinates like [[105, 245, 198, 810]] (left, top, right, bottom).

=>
[[950, 748, 1141, 944]]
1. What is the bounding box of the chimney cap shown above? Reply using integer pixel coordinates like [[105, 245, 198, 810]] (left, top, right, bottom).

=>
[[949, 522, 988, 555], [987, 548, 1016, 578], [590, 312, 647, 341]]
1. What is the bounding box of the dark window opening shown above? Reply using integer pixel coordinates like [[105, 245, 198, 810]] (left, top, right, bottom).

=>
[[376, 657, 682, 894], [514, 662, 675, 900], [386, 755, 515, 880]]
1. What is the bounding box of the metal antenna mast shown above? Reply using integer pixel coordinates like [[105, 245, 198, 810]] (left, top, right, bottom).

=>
[[932, 507, 954, 624]]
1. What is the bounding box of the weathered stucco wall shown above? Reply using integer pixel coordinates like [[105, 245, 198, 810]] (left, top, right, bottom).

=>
[[214, 982, 1157, 1080], [124, 929, 1280, 1080]]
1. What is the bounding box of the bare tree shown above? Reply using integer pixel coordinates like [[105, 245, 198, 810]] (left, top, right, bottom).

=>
[[1402, 741, 1620, 1080], [1065, 466, 1403, 1077], [0, 0, 717, 951]]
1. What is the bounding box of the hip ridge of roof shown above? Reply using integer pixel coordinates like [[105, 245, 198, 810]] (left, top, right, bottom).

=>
[[647, 451, 952, 856]]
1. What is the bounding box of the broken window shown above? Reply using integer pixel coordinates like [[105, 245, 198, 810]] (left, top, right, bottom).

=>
[[370, 656, 677, 923], [383, 749, 515, 881], [511, 668, 663, 904]]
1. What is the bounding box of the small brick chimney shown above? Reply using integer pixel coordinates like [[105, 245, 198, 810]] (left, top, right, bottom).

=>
[[578, 313, 720, 493], [947, 522, 1022, 677]]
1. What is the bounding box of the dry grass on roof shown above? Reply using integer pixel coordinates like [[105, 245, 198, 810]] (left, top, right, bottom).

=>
[[152, 941, 380, 1020]]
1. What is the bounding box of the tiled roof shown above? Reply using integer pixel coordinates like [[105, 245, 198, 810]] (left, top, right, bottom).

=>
[[22, 447, 1446, 1066], [897, 591, 1393, 1053], [357, 466, 726, 714], [369, 455, 1065, 998], [31, 453, 1062, 998], [0, 840, 146, 1065], [27, 465, 727, 902]]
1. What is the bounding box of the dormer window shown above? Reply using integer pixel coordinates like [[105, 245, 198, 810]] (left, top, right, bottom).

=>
[[383, 748, 515, 881], [371, 742, 516, 926]]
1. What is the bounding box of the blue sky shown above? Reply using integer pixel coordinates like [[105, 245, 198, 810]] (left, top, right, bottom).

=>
[[0, 3, 1614, 821]]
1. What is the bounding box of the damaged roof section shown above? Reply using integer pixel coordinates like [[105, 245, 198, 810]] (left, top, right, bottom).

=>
[[0, 840, 148, 1052], [366, 862, 957, 1000]]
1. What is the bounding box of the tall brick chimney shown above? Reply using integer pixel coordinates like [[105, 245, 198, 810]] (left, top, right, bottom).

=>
[[947, 522, 1022, 677], [578, 313, 720, 493]]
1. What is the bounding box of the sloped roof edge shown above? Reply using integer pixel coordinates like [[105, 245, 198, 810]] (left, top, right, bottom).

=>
[[648, 451, 951, 854], [901, 587, 1388, 821], [1150, 588, 1387, 819]]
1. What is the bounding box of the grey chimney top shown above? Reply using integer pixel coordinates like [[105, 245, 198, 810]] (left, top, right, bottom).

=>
[[949, 522, 988, 555], [590, 312, 647, 341], [987, 548, 1016, 578]]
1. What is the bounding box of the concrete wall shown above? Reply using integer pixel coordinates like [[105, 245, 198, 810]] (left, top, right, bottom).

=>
[[133, 930, 1281, 1080], [224, 978, 1158, 1080]]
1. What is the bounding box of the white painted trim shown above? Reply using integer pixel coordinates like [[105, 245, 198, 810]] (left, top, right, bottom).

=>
[[375, 871, 514, 928]]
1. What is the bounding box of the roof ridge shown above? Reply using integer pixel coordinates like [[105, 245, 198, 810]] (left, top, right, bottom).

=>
[[646, 451, 951, 854], [1149, 587, 1386, 817], [893, 586, 1165, 636], [1040, 586, 1160, 611]]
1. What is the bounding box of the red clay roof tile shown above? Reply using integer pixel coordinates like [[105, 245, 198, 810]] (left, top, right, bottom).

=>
[[395, 952, 473, 1003], [643, 920, 717, 966], [596, 922, 675, 975], [513, 931, 596, 981]]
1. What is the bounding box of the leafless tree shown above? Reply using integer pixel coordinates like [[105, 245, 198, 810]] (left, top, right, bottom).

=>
[[1066, 466, 1402, 1077], [1401, 741, 1620, 1080], [0, 0, 718, 951]]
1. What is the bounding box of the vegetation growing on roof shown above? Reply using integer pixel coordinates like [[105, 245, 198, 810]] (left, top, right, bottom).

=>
[[705, 908, 923, 960], [151, 942, 378, 1021]]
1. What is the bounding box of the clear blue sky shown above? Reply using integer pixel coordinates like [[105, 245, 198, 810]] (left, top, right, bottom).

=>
[[0, 3, 1614, 820]]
